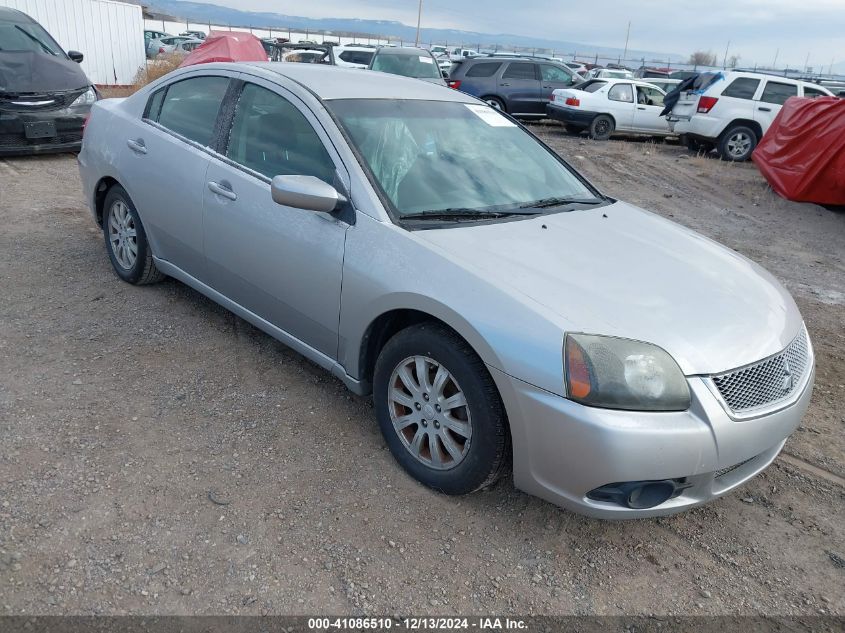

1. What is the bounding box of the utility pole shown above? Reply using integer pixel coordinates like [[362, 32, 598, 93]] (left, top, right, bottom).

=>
[[804, 51, 810, 73], [622, 21, 631, 62], [772, 48, 779, 70], [723, 40, 730, 68], [415, 0, 423, 47]]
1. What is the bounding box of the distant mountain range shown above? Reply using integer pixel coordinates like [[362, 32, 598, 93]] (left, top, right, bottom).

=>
[[140, 0, 685, 62]]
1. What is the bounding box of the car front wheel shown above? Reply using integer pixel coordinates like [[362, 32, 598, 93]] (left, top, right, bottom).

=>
[[373, 323, 510, 495], [103, 185, 165, 285]]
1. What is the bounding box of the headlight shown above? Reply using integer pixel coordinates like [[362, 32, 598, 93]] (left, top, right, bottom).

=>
[[564, 333, 690, 411], [70, 87, 97, 108]]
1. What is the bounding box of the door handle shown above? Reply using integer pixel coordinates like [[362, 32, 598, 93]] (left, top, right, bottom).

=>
[[500, 82, 511, 86], [758, 106, 772, 112], [126, 138, 147, 154], [637, 106, 647, 110], [207, 181, 237, 201]]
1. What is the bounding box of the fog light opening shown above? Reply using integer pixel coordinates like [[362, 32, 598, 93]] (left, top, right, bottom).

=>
[[625, 481, 676, 509], [587, 479, 689, 510]]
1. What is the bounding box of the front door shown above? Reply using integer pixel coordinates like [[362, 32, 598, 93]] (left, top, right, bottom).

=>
[[538, 64, 576, 104], [632, 85, 670, 133], [754, 80, 798, 133], [202, 79, 348, 358]]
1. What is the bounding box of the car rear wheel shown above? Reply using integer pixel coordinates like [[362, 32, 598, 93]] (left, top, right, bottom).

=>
[[103, 185, 165, 285], [481, 96, 506, 112], [717, 125, 757, 161], [373, 323, 510, 495], [589, 114, 615, 140]]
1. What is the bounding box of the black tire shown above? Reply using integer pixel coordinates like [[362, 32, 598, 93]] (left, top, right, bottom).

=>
[[102, 185, 165, 285], [373, 323, 510, 495], [564, 124, 583, 136], [588, 114, 614, 140], [480, 96, 506, 112], [717, 124, 757, 162]]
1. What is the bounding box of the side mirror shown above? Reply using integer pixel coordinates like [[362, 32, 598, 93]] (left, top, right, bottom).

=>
[[68, 51, 84, 63], [271, 175, 346, 213]]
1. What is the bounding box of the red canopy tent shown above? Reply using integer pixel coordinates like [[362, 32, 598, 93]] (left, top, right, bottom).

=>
[[179, 31, 268, 68], [752, 96, 845, 206]]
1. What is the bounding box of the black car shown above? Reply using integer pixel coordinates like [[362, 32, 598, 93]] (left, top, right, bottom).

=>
[[446, 57, 580, 116], [0, 7, 96, 156]]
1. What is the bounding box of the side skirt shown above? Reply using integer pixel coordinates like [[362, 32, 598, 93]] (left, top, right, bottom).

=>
[[153, 257, 368, 396]]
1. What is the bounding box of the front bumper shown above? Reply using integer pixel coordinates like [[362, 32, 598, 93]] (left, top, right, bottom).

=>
[[546, 103, 598, 127], [0, 109, 87, 156], [490, 363, 814, 519]]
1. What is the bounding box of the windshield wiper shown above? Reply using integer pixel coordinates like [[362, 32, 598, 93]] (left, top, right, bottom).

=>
[[14, 26, 57, 55], [519, 196, 604, 209], [400, 208, 541, 221]]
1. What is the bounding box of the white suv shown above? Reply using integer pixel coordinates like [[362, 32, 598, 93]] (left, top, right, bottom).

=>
[[667, 71, 833, 161], [333, 45, 375, 69]]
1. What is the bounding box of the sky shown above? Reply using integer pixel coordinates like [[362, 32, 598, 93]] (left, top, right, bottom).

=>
[[199, 0, 844, 70]]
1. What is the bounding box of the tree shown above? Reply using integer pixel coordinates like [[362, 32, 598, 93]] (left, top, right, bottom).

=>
[[727, 54, 741, 68], [689, 50, 718, 66]]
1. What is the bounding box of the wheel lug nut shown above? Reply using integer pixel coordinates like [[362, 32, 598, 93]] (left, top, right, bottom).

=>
[[415, 403, 421, 410], [421, 420, 428, 427], [435, 405, 441, 412], [434, 421, 440, 429], [423, 393, 429, 401]]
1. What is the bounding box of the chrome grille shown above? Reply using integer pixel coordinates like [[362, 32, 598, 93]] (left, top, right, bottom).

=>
[[711, 327, 810, 416]]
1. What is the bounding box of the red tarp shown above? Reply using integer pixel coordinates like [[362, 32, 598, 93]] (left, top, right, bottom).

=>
[[752, 96, 845, 206], [178, 31, 268, 68]]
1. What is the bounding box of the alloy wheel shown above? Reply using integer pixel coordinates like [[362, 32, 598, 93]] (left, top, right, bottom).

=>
[[387, 355, 473, 470], [108, 200, 138, 270], [727, 132, 752, 158]]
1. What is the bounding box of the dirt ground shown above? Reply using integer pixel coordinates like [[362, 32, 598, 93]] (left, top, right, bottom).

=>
[[0, 129, 843, 617]]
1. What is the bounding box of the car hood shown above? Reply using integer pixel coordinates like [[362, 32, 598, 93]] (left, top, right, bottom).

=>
[[0, 51, 89, 94], [415, 201, 803, 375]]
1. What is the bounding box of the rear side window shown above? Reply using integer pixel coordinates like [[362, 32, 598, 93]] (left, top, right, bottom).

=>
[[153, 76, 229, 146], [721, 77, 759, 100], [225, 83, 335, 184], [580, 80, 607, 93], [339, 50, 373, 65], [608, 83, 634, 102], [760, 81, 798, 105], [465, 62, 502, 77], [502, 63, 537, 80]]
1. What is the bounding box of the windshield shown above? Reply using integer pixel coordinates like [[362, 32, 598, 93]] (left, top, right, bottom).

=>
[[371, 52, 441, 79], [0, 21, 64, 56], [329, 99, 598, 218]]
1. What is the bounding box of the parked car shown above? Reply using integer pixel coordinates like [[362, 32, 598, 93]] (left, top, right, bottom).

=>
[[79, 61, 815, 518], [179, 30, 206, 40], [669, 70, 699, 80], [150, 35, 194, 58], [0, 6, 96, 156], [448, 47, 479, 61], [666, 70, 834, 160], [144, 29, 171, 59], [171, 38, 204, 56], [644, 77, 681, 93], [446, 57, 579, 116], [270, 43, 333, 64], [587, 68, 634, 80], [333, 45, 375, 69], [368, 46, 446, 85], [564, 61, 588, 75], [633, 66, 673, 78], [548, 78, 672, 139]]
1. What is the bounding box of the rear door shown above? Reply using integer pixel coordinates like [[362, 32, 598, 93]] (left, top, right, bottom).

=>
[[605, 82, 636, 130], [120, 73, 232, 281], [754, 79, 798, 134], [498, 62, 542, 114]]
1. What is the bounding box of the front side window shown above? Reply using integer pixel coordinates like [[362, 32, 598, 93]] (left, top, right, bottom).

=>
[[608, 83, 634, 102], [760, 81, 798, 105], [154, 76, 230, 146], [636, 86, 664, 106], [540, 64, 572, 83], [225, 83, 335, 183], [371, 52, 440, 79], [721, 77, 760, 100], [328, 99, 597, 219], [502, 63, 537, 81]]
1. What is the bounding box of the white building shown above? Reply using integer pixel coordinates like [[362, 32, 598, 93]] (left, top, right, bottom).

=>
[[0, 0, 145, 85]]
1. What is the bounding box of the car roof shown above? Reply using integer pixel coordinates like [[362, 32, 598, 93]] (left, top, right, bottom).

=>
[[210, 62, 475, 102], [374, 46, 430, 56], [0, 6, 35, 23]]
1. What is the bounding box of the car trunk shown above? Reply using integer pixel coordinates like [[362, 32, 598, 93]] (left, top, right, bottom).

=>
[[665, 72, 722, 129]]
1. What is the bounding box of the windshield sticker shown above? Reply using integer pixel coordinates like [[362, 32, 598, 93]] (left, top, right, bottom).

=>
[[465, 104, 517, 127], [419, 56, 434, 64]]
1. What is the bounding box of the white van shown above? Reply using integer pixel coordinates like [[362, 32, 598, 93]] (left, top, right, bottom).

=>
[[667, 71, 833, 161]]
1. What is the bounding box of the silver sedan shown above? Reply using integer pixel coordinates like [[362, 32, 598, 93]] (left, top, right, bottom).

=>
[[78, 63, 814, 518]]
